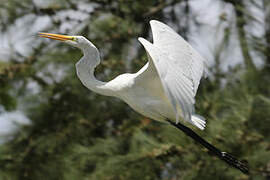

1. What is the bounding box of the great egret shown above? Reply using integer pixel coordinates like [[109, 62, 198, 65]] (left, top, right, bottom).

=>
[[39, 20, 248, 174]]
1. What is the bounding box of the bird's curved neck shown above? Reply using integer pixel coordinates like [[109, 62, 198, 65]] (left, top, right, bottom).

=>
[[75, 45, 115, 97]]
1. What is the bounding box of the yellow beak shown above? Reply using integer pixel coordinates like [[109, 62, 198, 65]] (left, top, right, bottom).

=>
[[38, 32, 76, 41]]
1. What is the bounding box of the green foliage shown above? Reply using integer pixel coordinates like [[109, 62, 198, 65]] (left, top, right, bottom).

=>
[[0, 0, 270, 179]]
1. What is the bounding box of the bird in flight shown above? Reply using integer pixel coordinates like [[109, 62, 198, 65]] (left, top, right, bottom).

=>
[[39, 20, 248, 174]]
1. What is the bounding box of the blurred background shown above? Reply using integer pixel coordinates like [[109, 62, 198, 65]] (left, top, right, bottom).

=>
[[0, 0, 270, 179]]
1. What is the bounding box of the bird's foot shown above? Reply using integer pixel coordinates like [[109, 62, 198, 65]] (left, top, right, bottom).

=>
[[221, 152, 249, 174]]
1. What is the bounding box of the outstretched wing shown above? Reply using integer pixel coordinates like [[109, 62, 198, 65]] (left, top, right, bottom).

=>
[[150, 20, 208, 94], [135, 20, 207, 123], [137, 38, 195, 123]]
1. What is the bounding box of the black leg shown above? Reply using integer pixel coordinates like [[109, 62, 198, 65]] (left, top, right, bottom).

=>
[[166, 119, 249, 174]]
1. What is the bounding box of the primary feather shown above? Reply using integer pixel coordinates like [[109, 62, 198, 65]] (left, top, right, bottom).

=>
[[130, 20, 208, 129]]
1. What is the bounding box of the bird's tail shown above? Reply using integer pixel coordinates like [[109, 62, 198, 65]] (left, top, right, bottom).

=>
[[191, 114, 206, 130]]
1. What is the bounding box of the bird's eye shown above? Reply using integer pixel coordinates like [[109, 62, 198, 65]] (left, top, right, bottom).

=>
[[72, 37, 77, 41]]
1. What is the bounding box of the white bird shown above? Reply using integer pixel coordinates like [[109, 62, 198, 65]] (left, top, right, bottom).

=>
[[39, 20, 248, 174]]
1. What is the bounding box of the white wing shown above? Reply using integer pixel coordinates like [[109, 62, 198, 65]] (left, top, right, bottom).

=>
[[138, 38, 194, 122], [136, 20, 208, 124], [150, 20, 208, 94]]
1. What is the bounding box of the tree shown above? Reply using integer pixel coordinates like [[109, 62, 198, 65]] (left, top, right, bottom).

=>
[[0, 0, 269, 179]]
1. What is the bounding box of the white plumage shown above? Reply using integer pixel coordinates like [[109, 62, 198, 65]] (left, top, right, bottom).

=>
[[38, 20, 208, 130], [128, 20, 208, 129], [38, 20, 249, 174]]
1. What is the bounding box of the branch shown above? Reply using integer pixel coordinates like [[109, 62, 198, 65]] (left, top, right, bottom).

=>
[[233, 1, 256, 70], [143, 0, 182, 18]]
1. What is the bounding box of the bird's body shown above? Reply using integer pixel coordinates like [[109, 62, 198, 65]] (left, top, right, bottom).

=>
[[117, 67, 175, 123], [38, 20, 249, 174], [77, 52, 175, 123], [73, 20, 208, 129]]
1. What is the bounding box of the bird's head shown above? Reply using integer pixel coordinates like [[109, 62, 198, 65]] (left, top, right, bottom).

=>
[[38, 32, 92, 49]]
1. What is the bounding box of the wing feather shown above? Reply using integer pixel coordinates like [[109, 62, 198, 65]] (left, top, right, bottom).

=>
[[150, 20, 208, 94], [138, 37, 194, 123], [135, 20, 208, 125]]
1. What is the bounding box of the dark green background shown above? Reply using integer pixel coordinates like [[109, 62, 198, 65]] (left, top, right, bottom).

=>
[[0, 0, 270, 179]]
